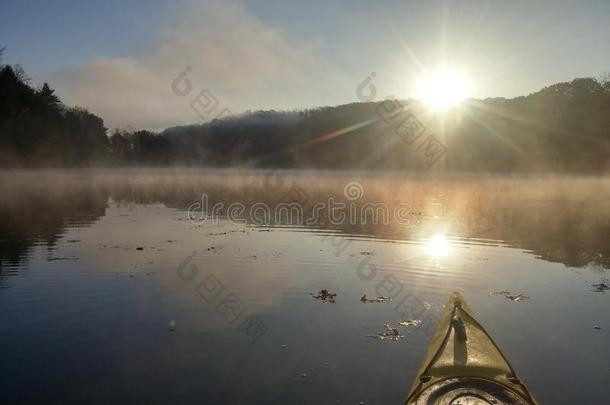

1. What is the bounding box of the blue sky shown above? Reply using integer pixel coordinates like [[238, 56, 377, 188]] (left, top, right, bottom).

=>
[[1, 0, 173, 73], [2, 0, 610, 129]]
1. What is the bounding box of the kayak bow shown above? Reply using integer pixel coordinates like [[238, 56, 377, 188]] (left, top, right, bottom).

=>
[[405, 292, 537, 405]]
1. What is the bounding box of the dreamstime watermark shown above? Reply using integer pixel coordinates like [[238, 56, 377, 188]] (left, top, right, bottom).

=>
[[176, 251, 267, 344], [187, 181, 412, 227], [185, 174, 438, 336], [356, 72, 447, 166], [171, 65, 446, 166], [170, 66, 438, 338]]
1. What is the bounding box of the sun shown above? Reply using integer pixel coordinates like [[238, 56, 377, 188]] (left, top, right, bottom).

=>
[[416, 69, 470, 110]]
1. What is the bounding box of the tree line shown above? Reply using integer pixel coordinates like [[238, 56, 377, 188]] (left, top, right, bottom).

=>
[[0, 48, 108, 166], [1, 49, 609, 172]]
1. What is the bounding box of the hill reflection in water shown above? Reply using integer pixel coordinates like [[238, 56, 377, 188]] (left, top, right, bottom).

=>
[[1, 169, 608, 271]]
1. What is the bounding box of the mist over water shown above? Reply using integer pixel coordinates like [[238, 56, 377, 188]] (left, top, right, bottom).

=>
[[1, 169, 609, 404]]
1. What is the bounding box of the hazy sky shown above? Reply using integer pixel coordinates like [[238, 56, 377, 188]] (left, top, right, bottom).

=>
[[2, 0, 609, 130]]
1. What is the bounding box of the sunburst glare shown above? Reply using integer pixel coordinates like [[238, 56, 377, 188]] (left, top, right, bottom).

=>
[[416, 69, 470, 110], [424, 233, 451, 257]]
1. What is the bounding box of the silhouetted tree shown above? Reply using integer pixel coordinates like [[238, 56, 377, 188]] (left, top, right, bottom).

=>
[[37, 83, 60, 109], [0, 53, 108, 166]]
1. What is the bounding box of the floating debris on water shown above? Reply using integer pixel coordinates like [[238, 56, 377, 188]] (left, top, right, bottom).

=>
[[594, 325, 602, 330], [383, 323, 399, 334], [367, 324, 404, 341], [136, 247, 144, 250], [368, 319, 423, 340], [359, 251, 375, 256], [399, 319, 422, 327], [506, 293, 530, 302], [491, 290, 530, 302], [360, 294, 391, 303], [311, 289, 337, 303], [366, 335, 403, 341]]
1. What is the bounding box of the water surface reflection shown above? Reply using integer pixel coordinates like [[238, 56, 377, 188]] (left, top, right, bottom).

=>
[[0, 170, 609, 404]]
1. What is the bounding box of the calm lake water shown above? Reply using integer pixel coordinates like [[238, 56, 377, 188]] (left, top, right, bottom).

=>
[[1, 169, 609, 404]]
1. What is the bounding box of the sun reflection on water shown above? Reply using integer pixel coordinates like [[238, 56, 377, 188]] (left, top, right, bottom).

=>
[[425, 233, 451, 258]]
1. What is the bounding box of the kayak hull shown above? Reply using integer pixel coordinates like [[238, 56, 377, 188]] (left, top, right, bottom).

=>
[[405, 292, 537, 405]]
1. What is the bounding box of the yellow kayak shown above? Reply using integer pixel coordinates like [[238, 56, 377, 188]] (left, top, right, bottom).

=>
[[405, 292, 538, 405]]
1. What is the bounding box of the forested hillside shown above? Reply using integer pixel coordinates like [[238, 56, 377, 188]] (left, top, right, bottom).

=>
[[1, 49, 609, 172]]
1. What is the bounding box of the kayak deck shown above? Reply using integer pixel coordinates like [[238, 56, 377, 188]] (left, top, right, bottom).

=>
[[405, 292, 537, 404]]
